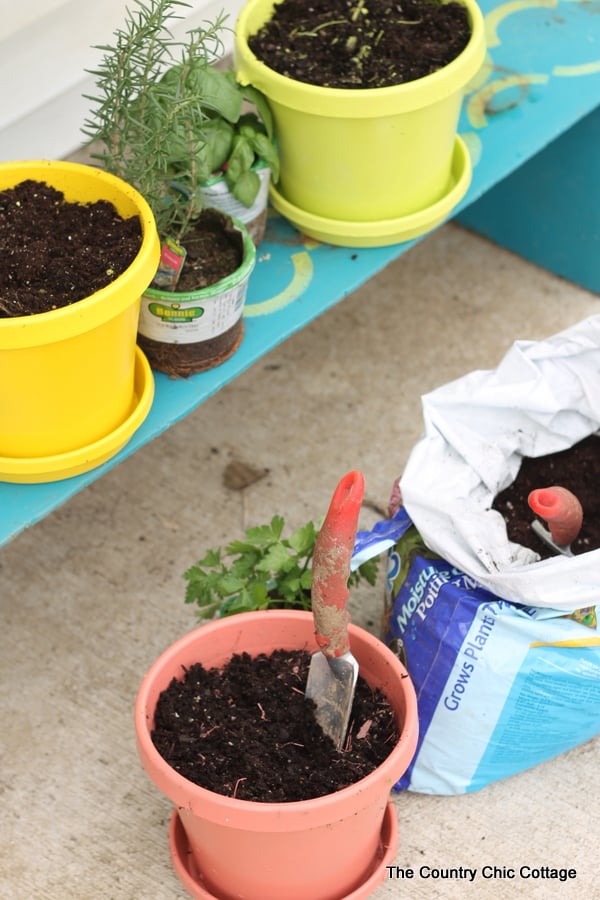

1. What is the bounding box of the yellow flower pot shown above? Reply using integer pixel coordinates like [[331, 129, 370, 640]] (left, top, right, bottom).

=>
[[0, 160, 160, 483], [235, 0, 486, 246]]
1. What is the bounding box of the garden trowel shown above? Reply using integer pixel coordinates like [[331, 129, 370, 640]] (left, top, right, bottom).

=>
[[305, 470, 364, 750], [528, 486, 583, 557]]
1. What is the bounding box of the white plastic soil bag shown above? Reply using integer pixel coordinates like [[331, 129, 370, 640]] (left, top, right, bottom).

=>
[[400, 315, 600, 611]]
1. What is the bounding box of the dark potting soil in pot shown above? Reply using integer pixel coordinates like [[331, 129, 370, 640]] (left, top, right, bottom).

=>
[[0, 180, 142, 317], [169, 209, 243, 294], [151, 648, 399, 802], [247, 0, 472, 89], [138, 208, 245, 377], [492, 434, 600, 559]]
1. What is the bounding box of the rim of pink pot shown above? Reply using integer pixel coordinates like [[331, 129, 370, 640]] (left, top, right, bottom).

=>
[[135, 610, 418, 831]]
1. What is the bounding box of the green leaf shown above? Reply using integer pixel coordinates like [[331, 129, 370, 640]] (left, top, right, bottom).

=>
[[225, 135, 256, 183], [195, 548, 221, 567], [244, 516, 283, 546], [192, 67, 242, 123], [220, 594, 252, 617], [300, 569, 313, 591], [288, 521, 317, 556], [250, 133, 280, 182], [239, 83, 274, 139], [284, 575, 301, 594], [230, 170, 261, 207], [257, 542, 294, 576], [200, 118, 234, 172], [196, 600, 225, 620], [269, 515, 285, 539], [225, 538, 260, 556], [230, 551, 264, 578], [348, 557, 379, 586], [250, 582, 270, 607], [185, 577, 218, 606], [221, 584, 265, 617], [217, 573, 246, 596]]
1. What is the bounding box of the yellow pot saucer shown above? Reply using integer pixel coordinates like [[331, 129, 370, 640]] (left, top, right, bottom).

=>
[[0, 347, 154, 484], [269, 136, 471, 248]]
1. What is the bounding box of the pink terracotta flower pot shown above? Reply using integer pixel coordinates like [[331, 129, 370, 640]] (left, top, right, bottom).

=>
[[135, 610, 418, 900]]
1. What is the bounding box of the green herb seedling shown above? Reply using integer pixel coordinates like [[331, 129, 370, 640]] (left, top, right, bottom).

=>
[[184, 515, 379, 620]]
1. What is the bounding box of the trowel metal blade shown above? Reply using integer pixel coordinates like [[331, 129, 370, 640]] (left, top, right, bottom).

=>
[[531, 519, 574, 557], [305, 650, 359, 750]]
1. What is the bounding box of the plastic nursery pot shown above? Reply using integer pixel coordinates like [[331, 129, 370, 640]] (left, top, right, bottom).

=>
[[198, 162, 271, 245], [135, 610, 418, 900], [137, 213, 256, 377], [235, 0, 486, 247], [0, 159, 160, 483]]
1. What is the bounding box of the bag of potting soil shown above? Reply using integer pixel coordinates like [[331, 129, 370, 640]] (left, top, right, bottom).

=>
[[399, 315, 600, 612], [350, 317, 600, 793], [352, 509, 600, 794]]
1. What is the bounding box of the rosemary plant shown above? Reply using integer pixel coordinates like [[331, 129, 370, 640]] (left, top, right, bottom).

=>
[[82, 0, 278, 243]]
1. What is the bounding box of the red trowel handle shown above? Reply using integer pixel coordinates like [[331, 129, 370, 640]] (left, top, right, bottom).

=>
[[528, 486, 583, 547], [311, 471, 365, 659]]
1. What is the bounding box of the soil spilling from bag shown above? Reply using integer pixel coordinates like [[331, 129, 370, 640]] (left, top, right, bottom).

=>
[[151, 648, 399, 801], [492, 435, 600, 559], [0, 180, 142, 316], [247, 0, 471, 88]]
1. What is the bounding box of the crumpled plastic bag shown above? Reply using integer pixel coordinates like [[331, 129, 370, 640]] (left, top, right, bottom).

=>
[[400, 315, 600, 611]]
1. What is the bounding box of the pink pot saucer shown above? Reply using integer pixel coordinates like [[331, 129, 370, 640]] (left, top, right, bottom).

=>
[[169, 800, 398, 900]]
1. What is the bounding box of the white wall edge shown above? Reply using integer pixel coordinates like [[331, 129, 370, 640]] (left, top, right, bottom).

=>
[[0, 0, 245, 162]]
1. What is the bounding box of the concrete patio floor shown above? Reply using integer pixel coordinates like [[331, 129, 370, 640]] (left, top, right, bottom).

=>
[[2, 220, 599, 899]]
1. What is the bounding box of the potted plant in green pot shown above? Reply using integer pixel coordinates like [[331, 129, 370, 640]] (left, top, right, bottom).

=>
[[135, 472, 418, 899], [0, 159, 160, 483], [235, 0, 486, 247], [83, 0, 279, 376]]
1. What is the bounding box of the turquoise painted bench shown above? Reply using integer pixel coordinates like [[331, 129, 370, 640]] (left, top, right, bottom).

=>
[[1, 0, 598, 546]]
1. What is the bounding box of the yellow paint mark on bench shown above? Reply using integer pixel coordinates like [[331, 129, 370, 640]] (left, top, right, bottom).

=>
[[244, 251, 314, 317], [485, 0, 558, 48], [553, 60, 600, 77]]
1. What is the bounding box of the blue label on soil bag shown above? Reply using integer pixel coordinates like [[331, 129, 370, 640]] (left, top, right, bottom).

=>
[[385, 520, 600, 793], [387, 546, 501, 790], [470, 641, 600, 791], [354, 511, 600, 794]]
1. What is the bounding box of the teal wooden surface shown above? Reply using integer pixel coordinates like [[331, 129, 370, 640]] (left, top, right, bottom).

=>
[[1, 0, 599, 546], [459, 105, 600, 292]]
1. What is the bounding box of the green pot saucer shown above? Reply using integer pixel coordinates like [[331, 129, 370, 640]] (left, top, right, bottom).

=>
[[270, 136, 471, 248]]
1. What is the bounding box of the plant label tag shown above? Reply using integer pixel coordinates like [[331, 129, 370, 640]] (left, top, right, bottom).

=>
[[153, 238, 187, 290]]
